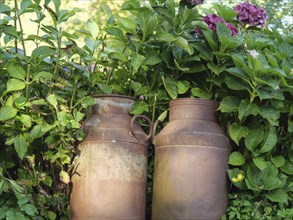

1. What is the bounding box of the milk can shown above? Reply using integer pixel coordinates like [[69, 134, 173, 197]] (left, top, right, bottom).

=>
[[152, 98, 230, 220], [70, 95, 151, 220]]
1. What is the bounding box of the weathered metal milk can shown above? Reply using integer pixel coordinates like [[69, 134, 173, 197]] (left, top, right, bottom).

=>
[[152, 98, 230, 220], [70, 95, 151, 220]]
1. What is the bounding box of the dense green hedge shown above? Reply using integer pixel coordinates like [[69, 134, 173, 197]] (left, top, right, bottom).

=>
[[0, 0, 292, 219]]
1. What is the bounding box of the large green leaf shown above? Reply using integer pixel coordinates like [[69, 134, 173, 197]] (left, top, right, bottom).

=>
[[191, 88, 212, 99], [253, 157, 268, 171], [14, 134, 28, 160], [177, 80, 190, 94], [6, 79, 26, 92], [259, 127, 277, 153], [245, 164, 286, 191], [46, 93, 58, 109], [218, 96, 240, 113], [245, 129, 264, 152], [0, 105, 17, 121], [238, 100, 259, 121], [173, 37, 192, 55], [162, 76, 178, 99], [271, 155, 286, 168], [19, 114, 32, 128], [228, 152, 246, 166], [32, 46, 55, 57], [229, 123, 249, 145], [20, 203, 38, 216], [225, 75, 250, 91], [117, 17, 137, 35], [266, 189, 288, 203], [130, 101, 149, 115], [6, 62, 26, 81], [87, 19, 99, 39], [259, 106, 280, 126]]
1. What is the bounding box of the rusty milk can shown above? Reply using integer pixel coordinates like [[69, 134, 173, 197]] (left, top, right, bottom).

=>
[[70, 95, 151, 220], [152, 98, 230, 220]]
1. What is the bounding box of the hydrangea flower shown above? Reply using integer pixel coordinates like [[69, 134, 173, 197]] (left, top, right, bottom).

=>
[[234, 2, 267, 27], [185, 0, 204, 5], [202, 14, 238, 36]]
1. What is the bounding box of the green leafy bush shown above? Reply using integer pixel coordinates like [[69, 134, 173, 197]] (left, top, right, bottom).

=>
[[0, 0, 292, 219]]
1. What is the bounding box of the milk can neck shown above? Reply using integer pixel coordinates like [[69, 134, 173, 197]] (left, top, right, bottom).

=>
[[169, 98, 218, 122], [91, 95, 136, 115]]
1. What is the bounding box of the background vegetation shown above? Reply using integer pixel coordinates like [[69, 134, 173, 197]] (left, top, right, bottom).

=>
[[0, 0, 292, 219]]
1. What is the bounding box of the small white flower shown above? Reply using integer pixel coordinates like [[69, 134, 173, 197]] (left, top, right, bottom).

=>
[[248, 49, 259, 58]]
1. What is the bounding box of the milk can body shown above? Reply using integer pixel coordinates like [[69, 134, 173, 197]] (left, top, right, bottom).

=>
[[70, 95, 149, 220], [152, 98, 230, 220]]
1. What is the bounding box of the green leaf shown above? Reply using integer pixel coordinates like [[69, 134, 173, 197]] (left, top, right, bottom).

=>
[[20, 114, 32, 128], [17, 194, 32, 206], [32, 46, 55, 57], [201, 29, 217, 51], [229, 123, 249, 145], [191, 88, 212, 99], [225, 75, 250, 91], [14, 134, 28, 160], [245, 129, 264, 152], [32, 71, 54, 82], [6, 79, 26, 92], [155, 32, 176, 42], [259, 106, 280, 126], [117, 17, 137, 34], [245, 164, 286, 191], [218, 96, 240, 113], [228, 152, 246, 166], [0, 105, 17, 121], [6, 62, 26, 81], [253, 157, 268, 171], [162, 76, 178, 99], [130, 54, 145, 71], [87, 19, 99, 39], [259, 127, 277, 153], [41, 175, 52, 187], [20, 203, 38, 216], [271, 155, 285, 168], [47, 211, 57, 220], [0, 3, 11, 13], [158, 110, 168, 122], [97, 83, 112, 94], [130, 101, 149, 115], [238, 100, 259, 121], [6, 212, 26, 220], [266, 189, 288, 203], [177, 81, 190, 94], [280, 161, 293, 175], [173, 37, 192, 54], [46, 93, 58, 109]]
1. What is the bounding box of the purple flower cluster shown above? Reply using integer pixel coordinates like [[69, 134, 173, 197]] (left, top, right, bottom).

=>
[[185, 0, 204, 5], [203, 14, 238, 36], [234, 2, 266, 27]]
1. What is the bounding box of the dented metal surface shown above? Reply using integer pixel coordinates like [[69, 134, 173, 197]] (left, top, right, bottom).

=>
[[70, 95, 149, 220], [152, 98, 230, 220]]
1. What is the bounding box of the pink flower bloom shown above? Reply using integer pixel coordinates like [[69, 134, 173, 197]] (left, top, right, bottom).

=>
[[234, 2, 266, 27], [185, 0, 204, 5], [202, 14, 238, 36]]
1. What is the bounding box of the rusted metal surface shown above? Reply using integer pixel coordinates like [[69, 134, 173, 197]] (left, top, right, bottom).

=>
[[152, 98, 230, 220], [70, 95, 150, 220]]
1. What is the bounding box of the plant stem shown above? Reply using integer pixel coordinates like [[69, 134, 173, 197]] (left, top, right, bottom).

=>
[[54, 27, 62, 76], [14, 0, 26, 57], [70, 84, 76, 111], [26, 64, 31, 100]]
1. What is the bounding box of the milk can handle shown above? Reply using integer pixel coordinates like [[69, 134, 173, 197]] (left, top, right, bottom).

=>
[[152, 119, 160, 143], [130, 115, 152, 142]]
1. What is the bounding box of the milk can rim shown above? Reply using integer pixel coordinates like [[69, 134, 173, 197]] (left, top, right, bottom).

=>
[[169, 98, 219, 107], [92, 94, 137, 101]]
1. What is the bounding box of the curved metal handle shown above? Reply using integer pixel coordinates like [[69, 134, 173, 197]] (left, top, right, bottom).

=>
[[152, 119, 160, 144], [130, 115, 152, 143]]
